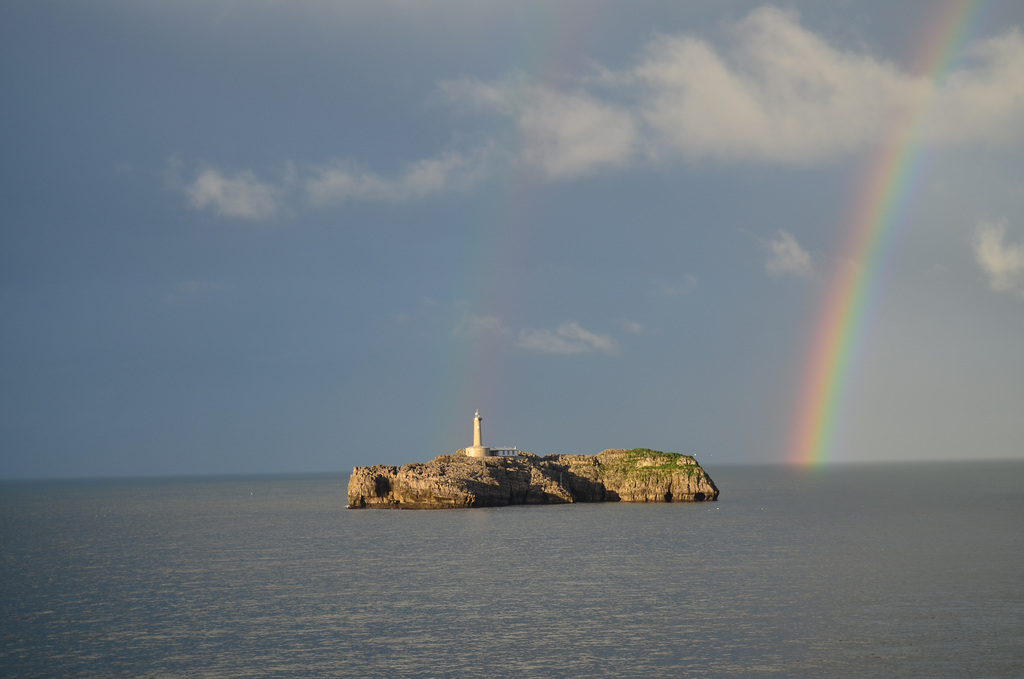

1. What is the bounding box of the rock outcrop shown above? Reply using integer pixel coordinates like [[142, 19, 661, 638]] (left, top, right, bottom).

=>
[[347, 448, 719, 509]]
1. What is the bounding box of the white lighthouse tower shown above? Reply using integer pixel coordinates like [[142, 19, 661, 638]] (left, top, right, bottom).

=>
[[465, 410, 491, 458]]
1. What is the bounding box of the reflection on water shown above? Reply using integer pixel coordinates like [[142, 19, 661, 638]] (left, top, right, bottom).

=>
[[1, 462, 1022, 678]]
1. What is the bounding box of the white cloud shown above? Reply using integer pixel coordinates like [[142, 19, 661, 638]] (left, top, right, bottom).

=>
[[305, 147, 490, 206], [516, 88, 638, 179], [443, 77, 637, 180], [454, 312, 508, 336], [517, 321, 618, 355], [657, 273, 698, 296], [183, 146, 491, 219], [617, 319, 647, 335], [439, 75, 520, 114], [183, 8, 1024, 218], [186, 168, 282, 220], [764, 229, 813, 277], [446, 7, 1024, 176], [925, 29, 1024, 146], [633, 7, 917, 163], [972, 220, 1024, 298], [633, 8, 1024, 161]]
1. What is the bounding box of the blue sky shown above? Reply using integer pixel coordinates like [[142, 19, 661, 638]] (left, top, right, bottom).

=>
[[2, 0, 1023, 478]]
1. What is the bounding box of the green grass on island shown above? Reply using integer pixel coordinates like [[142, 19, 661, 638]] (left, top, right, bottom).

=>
[[597, 448, 700, 482]]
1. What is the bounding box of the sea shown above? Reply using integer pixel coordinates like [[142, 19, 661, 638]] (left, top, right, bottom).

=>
[[1, 461, 1022, 678]]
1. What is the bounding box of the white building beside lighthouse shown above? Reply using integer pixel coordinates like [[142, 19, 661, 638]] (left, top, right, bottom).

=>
[[464, 410, 519, 458]]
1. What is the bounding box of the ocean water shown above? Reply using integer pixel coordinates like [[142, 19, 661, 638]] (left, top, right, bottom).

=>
[[1, 461, 1022, 678]]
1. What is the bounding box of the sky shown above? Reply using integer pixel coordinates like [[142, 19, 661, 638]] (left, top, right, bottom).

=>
[[2, 0, 1023, 479]]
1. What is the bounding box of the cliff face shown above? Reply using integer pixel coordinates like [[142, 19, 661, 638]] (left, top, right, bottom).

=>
[[347, 449, 719, 509]]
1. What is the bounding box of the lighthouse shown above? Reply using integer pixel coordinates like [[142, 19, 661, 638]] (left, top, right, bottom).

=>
[[465, 410, 491, 458]]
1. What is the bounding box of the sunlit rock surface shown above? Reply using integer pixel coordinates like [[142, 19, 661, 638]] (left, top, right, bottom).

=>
[[347, 449, 719, 509]]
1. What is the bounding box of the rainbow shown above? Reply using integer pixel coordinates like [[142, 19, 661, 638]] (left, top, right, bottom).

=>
[[429, 3, 593, 452], [789, 0, 985, 467]]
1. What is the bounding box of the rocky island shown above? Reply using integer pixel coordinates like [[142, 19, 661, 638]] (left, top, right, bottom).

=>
[[347, 448, 719, 509]]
